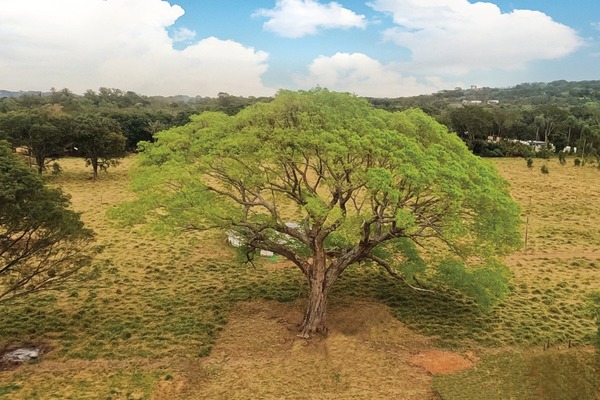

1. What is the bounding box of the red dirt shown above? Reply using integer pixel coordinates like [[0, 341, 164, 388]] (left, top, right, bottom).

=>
[[409, 350, 476, 375]]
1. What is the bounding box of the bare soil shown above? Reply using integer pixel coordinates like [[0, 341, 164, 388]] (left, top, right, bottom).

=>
[[159, 299, 475, 400]]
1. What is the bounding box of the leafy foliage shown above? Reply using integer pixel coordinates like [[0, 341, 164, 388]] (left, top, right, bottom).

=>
[[0, 141, 95, 301], [115, 90, 521, 314], [0, 109, 71, 173], [73, 114, 127, 180]]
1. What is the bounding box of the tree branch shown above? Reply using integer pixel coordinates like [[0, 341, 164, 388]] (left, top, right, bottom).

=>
[[366, 254, 435, 293]]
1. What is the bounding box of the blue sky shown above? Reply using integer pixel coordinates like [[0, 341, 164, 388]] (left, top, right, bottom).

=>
[[1, 0, 599, 97]]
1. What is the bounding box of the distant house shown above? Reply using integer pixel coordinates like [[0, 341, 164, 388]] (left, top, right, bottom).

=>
[[487, 100, 500, 104]]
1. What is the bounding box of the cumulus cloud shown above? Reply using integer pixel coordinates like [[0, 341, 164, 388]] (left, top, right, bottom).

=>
[[254, 0, 366, 38], [0, 0, 273, 96], [368, 0, 584, 74], [294, 52, 450, 97]]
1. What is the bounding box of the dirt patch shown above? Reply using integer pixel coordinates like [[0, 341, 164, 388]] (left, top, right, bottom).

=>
[[171, 299, 469, 399], [409, 350, 475, 375], [261, 258, 294, 270]]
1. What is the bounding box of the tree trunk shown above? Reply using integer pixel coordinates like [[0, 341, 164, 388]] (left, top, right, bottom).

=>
[[298, 246, 341, 338], [299, 274, 330, 337], [35, 154, 44, 174], [92, 158, 98, 180]]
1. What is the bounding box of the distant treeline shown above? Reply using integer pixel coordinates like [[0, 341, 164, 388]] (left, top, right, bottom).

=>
[[367, 80, 600, 158], [1, 81, 600, 161]]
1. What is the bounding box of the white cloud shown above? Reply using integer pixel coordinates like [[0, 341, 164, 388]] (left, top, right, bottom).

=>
[[254, 0, 366, 38], [592, 22, 600, 31], [0, 0, 273, 96], [171, 27, 196, 43], [294, 52, 451, 97], [368, 0, 584, 74]]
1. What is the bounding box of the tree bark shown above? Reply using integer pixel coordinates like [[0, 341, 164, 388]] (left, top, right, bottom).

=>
[[299, 273, 330, 337], [298, 246, 338, 338]]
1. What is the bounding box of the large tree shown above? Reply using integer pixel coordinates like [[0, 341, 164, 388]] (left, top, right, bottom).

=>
[[116, 90, 521, 337], [0, 141, 95, 301]]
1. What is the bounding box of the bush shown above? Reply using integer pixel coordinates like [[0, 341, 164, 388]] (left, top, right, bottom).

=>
[[472, 140, 534, 158], [536, 146, 554, 160], [558, 152, 567, 166], [541, 164, 549, 174], [527, 157, 534, 169], [574, 158, 582, 167]]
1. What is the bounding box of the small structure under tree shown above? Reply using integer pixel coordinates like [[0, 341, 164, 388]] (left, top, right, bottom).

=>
[[114, 90, 521, 337]]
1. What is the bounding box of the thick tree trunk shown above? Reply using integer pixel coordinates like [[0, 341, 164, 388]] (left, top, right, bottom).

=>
[[299, 275, 330, 338], [298, 244, 345, 338]]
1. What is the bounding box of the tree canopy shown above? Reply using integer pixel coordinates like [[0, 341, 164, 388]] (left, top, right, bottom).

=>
[[73, 113, 127, 180], [114, 89, 521, 336], [0, 141, 95, 301]]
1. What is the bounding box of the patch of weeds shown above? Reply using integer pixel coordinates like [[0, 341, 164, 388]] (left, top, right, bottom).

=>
[[433, 351, 537, 400], [0, 384, 22, 397], [531, 350, 600, 400]]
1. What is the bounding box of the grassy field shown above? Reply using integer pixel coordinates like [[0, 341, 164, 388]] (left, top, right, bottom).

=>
[[0, 156, 599, 399]]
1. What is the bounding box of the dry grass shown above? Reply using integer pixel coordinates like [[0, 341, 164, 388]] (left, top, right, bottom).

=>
[[0, 156, 598, 399]]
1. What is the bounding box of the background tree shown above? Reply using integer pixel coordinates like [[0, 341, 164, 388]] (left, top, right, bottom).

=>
[[0, 109, 71, 174], [448, 105, 493, 149], [115, 90, 521, 337], [0, 141, 95, 301], [532, 105, 568, 144], [73, 114, 127, 180], [489, 106, 520, 139]]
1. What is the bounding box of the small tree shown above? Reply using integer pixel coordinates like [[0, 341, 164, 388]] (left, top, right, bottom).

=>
[[0, 141, 95, 301], [74, 114, 126, 180], [114, 90, 521, 337]]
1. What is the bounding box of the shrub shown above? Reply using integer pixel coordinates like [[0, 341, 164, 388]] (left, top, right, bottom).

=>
[[558, 152, 567, 166], [536, 146, 553, 160], [527, 157, 534, 169], [541, 164, 549, 174]]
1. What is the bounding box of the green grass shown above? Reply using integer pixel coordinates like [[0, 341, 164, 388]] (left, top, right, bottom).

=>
[[0, 156, 599, 399], [433, 350, 600, 400], [0, 367, 164, 400]]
